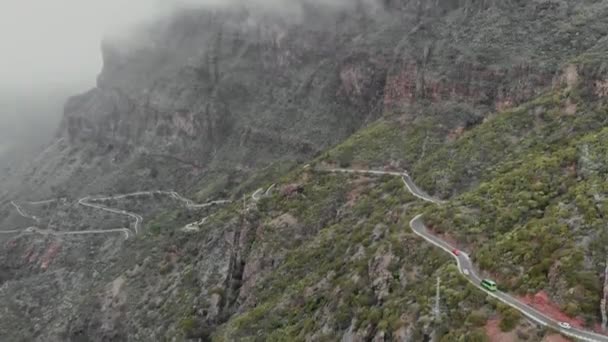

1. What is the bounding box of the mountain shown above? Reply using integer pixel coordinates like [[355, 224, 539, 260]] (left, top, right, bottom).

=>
[[4, 4, 389, 202], [2, 1, 608, 341]]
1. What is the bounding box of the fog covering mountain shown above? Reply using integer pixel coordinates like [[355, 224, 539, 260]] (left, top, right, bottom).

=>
[[0, 0, 378, 194], [0, 87, 75, 176], [2, 0, 608, 341]]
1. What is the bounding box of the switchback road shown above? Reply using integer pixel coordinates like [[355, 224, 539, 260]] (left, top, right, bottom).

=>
[[6, 200, 132, 239], [79, 191, 232, 234], [6, 190, 233, 239]]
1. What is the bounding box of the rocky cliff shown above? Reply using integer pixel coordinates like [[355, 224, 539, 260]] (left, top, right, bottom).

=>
[[10, 0, 608, 201], [8, 4, 391, 201], [2, 1, 608, 341]]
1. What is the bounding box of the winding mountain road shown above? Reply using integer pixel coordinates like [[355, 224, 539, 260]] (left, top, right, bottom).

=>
[[4, 200, 133, 239], [324, 168, 444, 203], [9, 166, 607, 339], [410, 215, 608, 342], [78, 191, 232, 235], [5, 190, 234, 240], [321, 167, 608, 342]]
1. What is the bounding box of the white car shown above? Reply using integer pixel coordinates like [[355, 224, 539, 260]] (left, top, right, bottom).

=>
[[558, 322, 571, 329]]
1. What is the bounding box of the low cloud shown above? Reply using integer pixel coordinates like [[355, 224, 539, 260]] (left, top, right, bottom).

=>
[[0, 0, 381, 91], [0, 1, 170, 90]]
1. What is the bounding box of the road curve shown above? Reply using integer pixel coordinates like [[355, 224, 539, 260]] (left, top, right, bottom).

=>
[[251, 188, 264, 201], [80, 191, 232, 235], [265, 184, 276, 196], [10, 201, 40, 223], [410, 215, 608, 342], [252, 184, 276, 202], [6, 199, 132, 239], [7, 190, 231, 240], [321, 167, 608, 342], [323, 167, 444, 204], [78, 197, 143, 234], [401, 175, 446, 204]]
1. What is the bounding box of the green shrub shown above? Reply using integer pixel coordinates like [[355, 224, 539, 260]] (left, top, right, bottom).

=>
[[468, 329, 490, 342], [159, 262, 173, 275], [334, 305, 353, 330], [499, 307, 520, 332], [180, 317, 196, 334], [338, 146, 354, 168], [466, 310, 488, 327]]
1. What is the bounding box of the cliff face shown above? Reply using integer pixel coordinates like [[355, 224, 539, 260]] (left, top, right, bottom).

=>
[[12, 0, 608, 200], [24, 5, 391, 199], [2, 1, 608, 341]]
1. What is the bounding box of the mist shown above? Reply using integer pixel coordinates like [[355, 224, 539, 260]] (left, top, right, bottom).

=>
[[0, 0, 374, 90], [0, 0, 171, 90], [0, 0, 170, 170]]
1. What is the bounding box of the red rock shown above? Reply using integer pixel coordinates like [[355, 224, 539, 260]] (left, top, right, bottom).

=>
[[280, 184, 304, 197], [40, 241, 62, 271], [518, 291, 584, 328]]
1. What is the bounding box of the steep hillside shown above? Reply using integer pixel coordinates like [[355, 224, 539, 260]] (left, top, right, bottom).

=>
[[312, 56, 608, 334], [2, 1, 608, 341]]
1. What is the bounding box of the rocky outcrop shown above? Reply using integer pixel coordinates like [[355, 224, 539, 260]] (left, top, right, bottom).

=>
[[384, 62, 553, 112], [368, 247, 395, 302]]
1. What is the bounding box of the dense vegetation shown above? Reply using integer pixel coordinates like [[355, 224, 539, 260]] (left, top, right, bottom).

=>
[[315, 58, 608, 328], [120, 56, 608, 340], [216, 172, 506, 341]]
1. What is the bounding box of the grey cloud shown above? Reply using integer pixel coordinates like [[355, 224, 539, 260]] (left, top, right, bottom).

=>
[[1, 0, 382, 90], [0, 0, 168, 90]]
